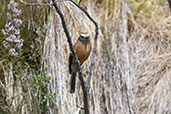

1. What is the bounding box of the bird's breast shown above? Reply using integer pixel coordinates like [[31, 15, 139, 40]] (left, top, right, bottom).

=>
[[74, 41, 92, 65]]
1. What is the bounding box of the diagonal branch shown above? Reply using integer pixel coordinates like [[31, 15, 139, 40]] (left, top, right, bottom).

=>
[[51, 1, 89, 114], [69, 0, 99, 97]]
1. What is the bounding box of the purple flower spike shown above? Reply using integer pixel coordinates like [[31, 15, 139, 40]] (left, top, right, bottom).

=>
[[1, 0, 24, 57], [8, 0, 18, 10]]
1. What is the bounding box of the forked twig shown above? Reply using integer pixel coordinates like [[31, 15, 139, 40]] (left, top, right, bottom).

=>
[[51, 1, 89, 114]]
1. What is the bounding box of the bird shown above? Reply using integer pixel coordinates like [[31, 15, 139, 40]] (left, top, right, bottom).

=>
[[69, 33, 92, 93]]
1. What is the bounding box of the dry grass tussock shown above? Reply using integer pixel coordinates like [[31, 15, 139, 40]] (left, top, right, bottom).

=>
[[90, 0, 171, 113], [128, 2, 171, 113]]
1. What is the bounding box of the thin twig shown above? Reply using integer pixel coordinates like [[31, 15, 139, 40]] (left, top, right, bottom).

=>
[[78, 0, 82, 4], [19, 0, 69, 6], [51, 1, 89, 114], [69, 0, 99, 96], [19, 0, 52, 6]]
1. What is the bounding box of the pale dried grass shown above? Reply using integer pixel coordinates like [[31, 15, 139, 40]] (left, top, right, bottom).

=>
[[91, 0, 171, 114], [127, 1, 171, 114], [1, 0, 171, 114]]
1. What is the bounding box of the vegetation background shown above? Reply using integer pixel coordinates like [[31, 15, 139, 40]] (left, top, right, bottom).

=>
[[0, 0, 171, 114]]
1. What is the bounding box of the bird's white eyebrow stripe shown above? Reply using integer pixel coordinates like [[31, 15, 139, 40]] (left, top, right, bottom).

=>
[[80, 34, 90, 38]]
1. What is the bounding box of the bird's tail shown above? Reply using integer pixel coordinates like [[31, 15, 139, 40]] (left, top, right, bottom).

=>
[[70, 72, 76, 93]]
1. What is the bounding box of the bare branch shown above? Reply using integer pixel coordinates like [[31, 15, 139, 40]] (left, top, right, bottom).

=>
[[19, 0, 69, 6], [51, 0, 89, 114], [19, 0, 52, 6]]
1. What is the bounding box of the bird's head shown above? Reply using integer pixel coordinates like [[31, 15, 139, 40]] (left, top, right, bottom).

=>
[[79, 32, 90, 42]]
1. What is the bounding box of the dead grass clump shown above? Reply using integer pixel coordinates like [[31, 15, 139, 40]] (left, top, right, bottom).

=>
[[132, 54, 171, 113], [1, 0, 170, 113], [91, 0, 171, 114], [128, 1, 171, 113]]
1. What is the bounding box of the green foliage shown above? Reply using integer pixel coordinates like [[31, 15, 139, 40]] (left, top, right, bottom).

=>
[[32, 66, 55, 113], [0, 0, 53, 113], [11, 64, 56, 113], [74, 0, 80, 3]]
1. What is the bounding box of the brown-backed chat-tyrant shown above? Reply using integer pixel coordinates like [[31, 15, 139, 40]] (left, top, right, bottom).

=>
[[69, 33, 92, 93]]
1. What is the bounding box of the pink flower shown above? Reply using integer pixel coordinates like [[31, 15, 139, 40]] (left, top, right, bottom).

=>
[[15, 39, 24, 48], [6, 37, 13, 42], [8, 0, 18, 10], [14, 18, 22, 27], [13, 8, 22, 16], [2, 41, 10, 48], [5, 34, 17, 42], [7, 13, 12, 19], [14, 52, 19, 57], [9, 48, 19, 57], [9, 48, 15, 55], [1, 29, 7, 35], [14, 28, 20, 35]]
